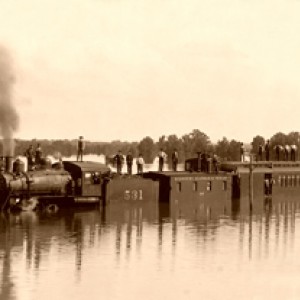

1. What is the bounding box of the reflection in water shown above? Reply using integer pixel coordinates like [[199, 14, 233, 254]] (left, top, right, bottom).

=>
[[0, 214, 16, 300], [1, 198, 300, 299]]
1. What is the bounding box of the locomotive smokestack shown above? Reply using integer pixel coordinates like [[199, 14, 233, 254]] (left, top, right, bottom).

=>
[[0, 45, 19, 167]]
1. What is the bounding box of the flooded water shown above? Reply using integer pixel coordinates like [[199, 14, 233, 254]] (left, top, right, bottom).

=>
[[1, 198, 300, 300]]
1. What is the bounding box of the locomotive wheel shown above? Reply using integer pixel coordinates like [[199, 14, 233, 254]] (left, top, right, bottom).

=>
[[45, 203, 59, 213]]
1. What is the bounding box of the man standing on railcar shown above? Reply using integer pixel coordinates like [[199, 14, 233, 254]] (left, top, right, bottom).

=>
[[25, 145, 35, 170], [35, 143, 43, 165], [158, 148, 167, 172], [126, 150, 133, 175], [258, 144, 263, 161], [171, 149, 179, 171], [284, 144, 291, 161], [274, 145, 280, 161], [265, 140, 270, 161], [136, 153, 145, 174], [291, 145, 297, 161], [77, 136, 85, 162], [240, 143, 245, 162], [114, 150, 124, 175]]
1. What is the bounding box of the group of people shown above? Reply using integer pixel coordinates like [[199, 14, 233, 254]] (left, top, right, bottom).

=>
[[195, 152, 219, 173], [112, 148, 180, 175], [273, 144, 297, 161], [113, 150, 145, 175], [257, 140, 271, 161], [239, 140, 299, 162], [25, 143, 43, 170], [257, 141, 298, 161], [158, 148, 179, 172]]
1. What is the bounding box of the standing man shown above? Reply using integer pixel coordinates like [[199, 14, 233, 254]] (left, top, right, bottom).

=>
[[126, 151, 133, 175], [274, 145, 281, 161], [114, 150, 124, 175], [284, 144, 291, 161], [136, 153, 145, 174], [171, 149, 179, 171], [77, 136, 85, 162], [35, 143, 43, 165], [158, 148, 167, 172], [212, 154, 219, 174], [291, 145, 297, 161], [240, 143, 245, 162], [265, 140, 270, 161], [258, 144, 263, 161], [25, 145, 35, 170]]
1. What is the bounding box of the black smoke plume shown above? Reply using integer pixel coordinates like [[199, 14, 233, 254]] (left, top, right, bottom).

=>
[[0, 46, 19, 156]]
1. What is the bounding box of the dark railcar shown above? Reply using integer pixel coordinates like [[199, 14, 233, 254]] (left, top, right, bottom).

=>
[[143, 171, 232, 215], [105, 176, 159, 204], [220, 161, 300, 213]]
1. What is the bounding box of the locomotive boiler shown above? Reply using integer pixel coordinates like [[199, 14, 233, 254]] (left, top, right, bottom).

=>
[[0, 155, 116, 210], [0, 157, 73, 210]]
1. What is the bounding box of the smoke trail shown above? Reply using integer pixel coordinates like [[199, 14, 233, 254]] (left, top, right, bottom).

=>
[[0, 46, 19, 156]]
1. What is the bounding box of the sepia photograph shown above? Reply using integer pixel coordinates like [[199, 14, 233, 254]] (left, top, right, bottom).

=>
[[1, 0, 300, 299]]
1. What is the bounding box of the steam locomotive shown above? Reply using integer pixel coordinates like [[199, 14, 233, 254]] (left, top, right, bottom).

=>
[[0, 156, 159, 212], [0, 156, 110, 211]]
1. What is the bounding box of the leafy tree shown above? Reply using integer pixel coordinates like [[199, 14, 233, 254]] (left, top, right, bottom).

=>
[[286, 131, 300, 146], [138, 136, 155, 163], [165, 134, 183, 163], [214, 138, 241, 161], [228, 140, 241, 161], [181, 129, 211, 160], [181, 133, 194, 160], [190, 129, 211, 153], [157, 135, 166, 151], [215, 137, 230, 160], [251, 135, 265, 155], [270, 132, 287, 147]]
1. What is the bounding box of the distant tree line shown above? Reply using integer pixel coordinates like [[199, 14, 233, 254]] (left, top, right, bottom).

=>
[[1, 130, 300, 163]]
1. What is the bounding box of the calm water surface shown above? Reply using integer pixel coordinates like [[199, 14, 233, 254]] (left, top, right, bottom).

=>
[[1, 199, 300, 300]]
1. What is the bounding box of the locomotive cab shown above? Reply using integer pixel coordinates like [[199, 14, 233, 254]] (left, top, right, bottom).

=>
[[62, 161, 111, 201]]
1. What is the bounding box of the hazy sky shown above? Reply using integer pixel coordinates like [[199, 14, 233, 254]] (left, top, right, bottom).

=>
[[0, 0, 300, 143]]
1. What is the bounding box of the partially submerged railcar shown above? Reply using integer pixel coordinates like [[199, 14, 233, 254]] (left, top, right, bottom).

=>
[[143, 170, 232, 216], [220, 161, 300, 212]]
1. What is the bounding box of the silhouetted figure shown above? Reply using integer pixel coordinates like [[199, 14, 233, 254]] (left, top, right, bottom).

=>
[[265, 140, 270, 161], [171, 149, 179, 171], [291, 145, 297, 161], [274, 145, 281, 161], [158, 149, 166, 172], [201, 153, 208, 172], [136, 154, 145, 174], [126, 151, 133, 175], [284, 145, 290, 161], [240, 143, 245, 162], [77, 136, 85, 162], [35, 143, 43, 165], [196, 152, 202, 172], [258, 144, 263, 161], [114, 150, 124, 174], [212, 154, 219, 174], [25, 145, 35, 170]]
